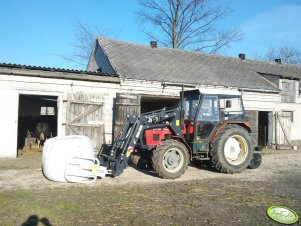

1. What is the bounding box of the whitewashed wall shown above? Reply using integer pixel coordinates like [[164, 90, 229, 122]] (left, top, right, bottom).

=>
[[242, 91, 301, 144], [121, 79, 301, 146], [0, 89, 19, 157], [0, 73, 120, 157], [1, 72, 300, 157], [119, 79, 237, 97]]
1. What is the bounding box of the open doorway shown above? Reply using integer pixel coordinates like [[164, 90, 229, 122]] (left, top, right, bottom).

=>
[[140, 95, 179, 113], [258, 111, 272, 147], [17, 94, 58, 152]]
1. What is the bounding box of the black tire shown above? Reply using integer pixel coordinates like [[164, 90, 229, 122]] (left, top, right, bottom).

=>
[[152, 139, 189, 179], [210, 124, 254, 174], [248, 153, 262, 169]]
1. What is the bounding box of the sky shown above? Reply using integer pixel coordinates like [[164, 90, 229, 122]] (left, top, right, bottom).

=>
[[0, 0, 300, 70]]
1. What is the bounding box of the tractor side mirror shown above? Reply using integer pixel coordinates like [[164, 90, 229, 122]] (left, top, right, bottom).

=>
[[226, 100, 232, 108]]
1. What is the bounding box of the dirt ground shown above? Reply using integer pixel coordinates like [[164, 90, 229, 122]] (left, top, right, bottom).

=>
[[0, 149, 300, 225]]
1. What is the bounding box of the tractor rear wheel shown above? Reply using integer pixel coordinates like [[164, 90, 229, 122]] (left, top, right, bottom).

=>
[[210, 124, 253, 173], [152, 139, 189, 179]]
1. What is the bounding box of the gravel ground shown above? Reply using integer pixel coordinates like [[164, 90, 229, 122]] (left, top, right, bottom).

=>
[[0, 149, 300, 191]]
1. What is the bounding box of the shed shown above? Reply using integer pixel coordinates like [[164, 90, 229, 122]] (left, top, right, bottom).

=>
[[0, 63, 120, 157]]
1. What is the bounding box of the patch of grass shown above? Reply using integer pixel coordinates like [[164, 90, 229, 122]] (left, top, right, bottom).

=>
[[0, 179, 300, 226]]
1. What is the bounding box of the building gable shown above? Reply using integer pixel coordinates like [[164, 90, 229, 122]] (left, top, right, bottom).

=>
[[87, 42, 115, 74]]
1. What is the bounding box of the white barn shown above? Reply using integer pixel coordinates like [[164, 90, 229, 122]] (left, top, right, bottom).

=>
[[0, 37, 300, 157], [87, 37, 301, 150]]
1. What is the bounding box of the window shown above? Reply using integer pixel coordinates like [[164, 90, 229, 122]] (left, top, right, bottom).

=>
[[219, 96, 243, 116], [183, 95, 199, 120], [40, 107, 55, 116], [198, 96, 219, 121]]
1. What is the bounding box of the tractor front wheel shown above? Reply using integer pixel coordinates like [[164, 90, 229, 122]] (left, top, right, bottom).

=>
[[210, 124, 253, 173], [152, 140, 189, 179]]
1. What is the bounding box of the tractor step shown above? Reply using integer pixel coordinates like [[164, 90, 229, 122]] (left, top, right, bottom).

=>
[[194, 149, 210, 160]]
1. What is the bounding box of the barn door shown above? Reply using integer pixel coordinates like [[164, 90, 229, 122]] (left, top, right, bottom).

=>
[[275, 111, 292, 149], [114, 93, 140, 139], [245, 110, 258, 147], [66, 93, 105, 150], [268, 112, 273, 146]]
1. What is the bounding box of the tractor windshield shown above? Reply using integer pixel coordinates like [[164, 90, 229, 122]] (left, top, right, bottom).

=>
[[182, 94, 200, 120], [198, 96, 219, 121]]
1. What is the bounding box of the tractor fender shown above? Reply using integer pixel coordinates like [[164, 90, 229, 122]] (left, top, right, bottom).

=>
[[210, 122, 251, 143]]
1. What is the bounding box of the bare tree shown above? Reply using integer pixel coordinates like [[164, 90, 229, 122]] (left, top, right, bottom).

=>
[[137, 0, 242, 53], [63, 21, 110, 69], [264, 43, 301, 64]]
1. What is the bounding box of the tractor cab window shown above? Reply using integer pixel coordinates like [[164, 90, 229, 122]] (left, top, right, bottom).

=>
[[198, 96, 219, 121], [183, 94, 200, 120], [219, 96, 243, 118]]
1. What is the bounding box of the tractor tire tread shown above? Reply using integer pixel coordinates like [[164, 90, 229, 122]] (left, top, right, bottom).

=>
[[152, 139, 189, 179], [210, 124, 253, 174]]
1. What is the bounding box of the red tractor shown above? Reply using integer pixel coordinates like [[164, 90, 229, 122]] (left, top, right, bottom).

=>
[[98, 89, 261, 179]]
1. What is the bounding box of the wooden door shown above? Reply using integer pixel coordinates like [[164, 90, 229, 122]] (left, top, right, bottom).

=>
[[114, 93, 140, 139], [275, 111, 292, 149], [268, 112, 273, 146], [245, 110, 258, 147], [66, 93, 105, 150]]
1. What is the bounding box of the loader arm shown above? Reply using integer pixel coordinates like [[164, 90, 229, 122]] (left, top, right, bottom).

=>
[[98, 108, 181, 176]]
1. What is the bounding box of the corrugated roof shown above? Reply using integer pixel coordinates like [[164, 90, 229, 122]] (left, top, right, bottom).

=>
[[0, 63, 120, 83], [0, 63, 117, 76], [94, 37, 301, 92]]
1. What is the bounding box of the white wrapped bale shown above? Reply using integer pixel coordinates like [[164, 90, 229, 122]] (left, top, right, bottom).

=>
[[42, 135, 96, 182]]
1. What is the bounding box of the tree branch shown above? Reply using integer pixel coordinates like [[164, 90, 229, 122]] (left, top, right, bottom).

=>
[[137, 0, 242, 53]]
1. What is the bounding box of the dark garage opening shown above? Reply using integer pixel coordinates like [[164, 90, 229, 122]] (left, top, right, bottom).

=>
[[258, 111, 271, 147], [17, 94, 58, 150], [140, 95, 179, 113]]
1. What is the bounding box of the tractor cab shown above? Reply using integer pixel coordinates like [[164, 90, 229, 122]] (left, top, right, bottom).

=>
[[181, 89, 248, 157]]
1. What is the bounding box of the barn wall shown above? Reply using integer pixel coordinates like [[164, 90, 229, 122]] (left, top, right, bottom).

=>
[[119, 79, 234, 96], [0, 89, 19, 157], [1, 71, 300, 157], [0, 73, 120, 157], [120, 79, 183, 96], [242, 91, 301, 146], [121, 79, 301, 147]]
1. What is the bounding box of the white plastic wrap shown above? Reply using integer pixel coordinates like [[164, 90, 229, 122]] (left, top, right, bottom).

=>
[[42, 135, 96, 182]]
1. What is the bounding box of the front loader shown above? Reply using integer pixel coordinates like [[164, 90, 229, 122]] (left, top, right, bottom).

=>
[[97, 89, 261, 179]]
